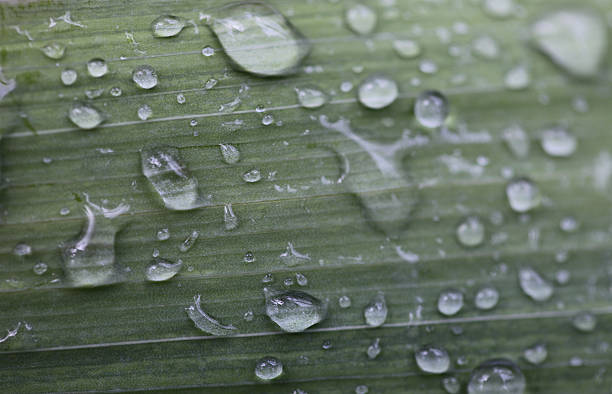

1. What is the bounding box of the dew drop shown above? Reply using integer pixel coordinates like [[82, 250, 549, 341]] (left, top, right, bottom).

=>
[[322, 339, 332, 350], [32, 262, 48, 275], [573, 311, 596, 332], [295, 85, 327, 109], [201, 45, 215, 56], [442, 376, 461, 394], [506, 178, 541, 213], [540, 126, 577, 157], [176, 93, 186, 104], [137, 104, 153, 120], [367, 338, 381, 359], [358, 74, 398, 109], [244, 251, 255, 263], [255, 356, 283, 380], [474, 286, 499, 310], [467, 359, 525, 394], [243, 169, 262, 183], [262, 114, 274, 125], [68, 102, 103, 130], [186, 294, 237, 335], [13, 242, 32, 256], [355, 385, 369, 394], [456, 216, 485, 247], [207, 2, 311, 76], [264, 287, 327, 332], [218, 144, 240, 165], [437, 289, 464, 316], [364, 291, 387, 327], [392, 39, 421, 59], [41, 42, 65, 59], [472, 35, 499, 59], [338, 295, 351, 308], [179, 230, 199, 252], [482, 0, 515, 19], [295, 272, 308, 286], [414, 90, 449, 129], [151, 15, 186, 38], [87, 58, 108, 78], [85, 88, 104, 99], [345, 4, 377, 35], [243, 309, 254, 321], [419, 59, 438, 74], [145, 257, 182, 282], [415, 344, 451, 374], [132, 65, 158, 89], [502, 124, 529, 158], [224, 203, 239, 230], [505, 65, 530, 90], [109, 86, 122, 97], [61, 69, 77, 86], [523, 343, 547, 365], [518, 267, 553, 302]]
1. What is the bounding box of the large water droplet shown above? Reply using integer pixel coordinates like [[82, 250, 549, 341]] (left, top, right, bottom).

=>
[[151, 15, 186, 38], [364, 291, 387, 327], [415, 344, 450, 374], [506, 178, 541, 213], [540, 126, 577, 157], [345, 4, 377, 35], [255, 356, 283, 380], [572, 311, 596, 332], [186, 294, 237, 335], [41, 42, 65, 59], [61, 68, 77, 86], [456, 216, 485, 247], [518, 267, 553, 301], [243, 169, 262, 183], [474, 286, 499, 310], [145, 257, 182, 281], [68, 102, 104, 130], [140, 145, 204, 210], [414, 90, 449, 129], [87, 58, 108, 78], [138, 104, 153, 120], [438, 289, 464, 316], [502, 124, 529, 158], [531, 9, 607, 78], [358, 74, 398, 109], [264, 287, 327, 332], [295, 85, 327, 109], [523, 343, 547, 365], [207, 2, 311, 76], [219, 143, 240, 164], [132, 65, 158, 89], [467, 359, 526, 394]]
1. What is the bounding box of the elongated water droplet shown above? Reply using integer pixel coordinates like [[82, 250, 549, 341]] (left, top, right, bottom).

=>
[[392, 39, 421, 59], [243, 169, 262, 183], [151, 15, 185, 37], [482, 0, 515, 19], [295, 272, 308, 286], [255, 356, 283, 380], [41, 42, 65, 59], [415, 344, 450, 374], [540, 126, 577, 157], [87, 58, 108, 78], [207, 2, 311, 76], [456, 216, 485, 247], [179, 230, 199, 252], [339, 295, 351, 308], [85, 88, 104, 99], [279, 242, 310, 266], [186, 294, 237, 335], [523, 343, 547, 365], [13, 242, 32, 256], [414, 90, 449, 129], [141, 145, 204, 210], [438, 289, 464, 316], [345, 4, 377, 35], [219, 143, 240, 164], [506, 178, 541, 213], [573, 311, 596, 332], [358, 74, 398, 109], [505, 65, 530, 90], [467, 359, 526, 394], [442, 376, 461, 394], [474, 286, 499, 310], [224, 203, 239, 230], [33, 262, 48, 275], [264, 287, 327, 332], [295, 85, 327, 109], [145, 257, 182, 281], [132, 65, 158, 89], [502, 124, 529, 158], [519, 267, 553, 301], [367, 338, 381, 359], [68, 102, 103, 129], [60, 68, 77, 86], [137, 104, 152, 120], [364, 291, 387, 327], [531, 9, 607, 78]]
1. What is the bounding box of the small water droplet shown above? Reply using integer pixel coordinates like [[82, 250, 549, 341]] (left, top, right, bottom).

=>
[[132, 65, 158, 89], [295, 272, 308, 286], [205, 78, 218, 89], [179, 230, 199, 252], [358, 74, 398, 109], [467, 359, 525, 394], [367, 338, 381, 359], [243, 169, 262, 183], [472, 35, 499, 59], [219, 143, 240, 164], [364, 291, 387, 327], [523, 343, 547, 365], [243, 309, 254, 321], [262, 273, 274, 283], [151, 15, 186, 38], [85, 88, 104, 99], [224, 203, 239, 230], [502, 124, 529, 158], [506, 178, 541, 213], [345, 4, 377, 35], [392, 39, 421, 59], [156, 228, 170, 241], [109, 86, 122, 96], [482, 0, 515, 19], [442, 376, 461, 393], [255, 356, 283, 380], [355, 385, 369, 394], [519, 267, 553, 301], [322, 339, 332, 350], [505, 65, 530, 90], [474, 286, 499, 310], [415, 344, 450, 374], [264, 287, 327, 332], [68, 102, 104, 129], [456, 216, 485, 247], [244, 251, 255, 263], [60, 68, 77, 86], [33, 262, 48, 275], [295, 85, 328, 109], [13, 242, 32, 256], [540, 126, 577, 157], [87, 58, 108, 78], [189, 119, 198, 127], [41, 42, 65, 59], [138, 104, 153, 120], [438, 289, 464, 316], [414, 90, 449, 129], [262, 114, 274, 125], [186, 294, 237, 335], [145, 257, 182, 281], [573, 311, 596, 332], [419, 59, 438, 74], [338, 295, 351, 308], [176, 93, 186, 104], [201, 45, 215, 56]]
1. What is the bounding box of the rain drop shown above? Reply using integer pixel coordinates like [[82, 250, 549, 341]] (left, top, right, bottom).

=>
[[255, 356, 283, 380], [392, 39, 421, 59], [456, 216, 485, 247], [151, 15, 185, 38], [414, 90, 449, 129], [224, 203, 239, 230], [243, 169, 262, 183], [415, 344, 451, 374], [367, 338, 381, 359], [186, 294, 237, 335], [264, 287, 327, 332], [132, 65, 158, 89], [482, 0, 515, 19], [87, 58, 108, 78], [518, 267, 553, 302], [502, 124, 529, 158], [474, 286, 499, 310], [13, 242, 32, 256], [505, 65, 530, 90], [345, 4, 377, 35], [472, 35, 499, 59], [358, 74, 398, 109], [244, 251, 255, 263], [201, 45, 215, 56], [295, 85, 327, 109], [442, 376, 461, 394], [295, 272, 308, 286], [506, 178, 541, 213], [573, 311, 596, 332], [68, 102, 103, 129], [523, 343, 547, 365], [540, 126, 577, 157], [41, 42, 65, 59], [109, 86, 122, 97], [156, 228, 170, 240], [176, 93, 186, 104], [364, 291, 387, 327], [438, 289, 464, 316], [138, 104, 152, 120], [33, 262, 48, 275], [220, 144, 240, 164], [60, 69, 77, 86], [179, 230, 199, 252], [339, 295, 351, 308], [467, 359, 525, 394], [145, 257, 182, 282]]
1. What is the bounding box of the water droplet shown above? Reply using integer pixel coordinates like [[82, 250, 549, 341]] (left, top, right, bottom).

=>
[[474, 286, 499, 310], [523, 343, 547, 365], [502, 124, 529, 158], [472, 35, 499, 59], [151, 15, 185, 38], [456, 216, 485, 247], [442, 376, 461, 394], [138, 104, 153, 120], [506, 178, 541, 213], [60, 68, 77, 86], [218, 144, 240, 164], [140, 145, 204, 210], [559, 216, 578, 232], [145, 257, 182, 281], [33, 262, 48, 275], [132, 65, 158, 89], [414, 90, 449, 129], [176, 93, 186, 104], [419, 59, 438, 74], [156, 228, 170, 241], [201, 45, 215, 56], [243, 169, 262, 183], [555, 269, 570, 285], [205, 78, 218, 89], [87, 58, 108, 78], [68, 102, 104, 129], [482, 0, 515, 19], [338, 295, 351, 308], [358, 74, 398, 109], [438, 289, 464, 316], [41, 42, 65, 59], [322, 339, 332, 350], [531, 9, 607, 78], [243, 309, 254, 321], [255, 356, 283, 380], [355, 385, 369, 394], [244, 251, 255, 263], [295, 272, 308, 286], [295, 85, 327, 109], [13, 242, 32, 256], [207, 2, 311, 76], [364, 291, 387, 327], [345, 4, 377, 35], [340, 81, 353, 93], [467, 359, 525, 394], [189, 119, 198, 127], [519, 267, 553, 301], [392, 39, 421, 59], [415, 344, 450, 374], [261, 114, 274, 125], [279, 242, 310, 266], [367, 338, 381, 359], [505, 65, 530, 90], [186, 294, 237, 335], [573, 311, 596, 332], [179, 230, 199, 252], [109, 86, 122, 96], [224, 203, 239, 230], [540, 126, 577, 157], [264, 287, 327, 332], [85, 88, 104, 99], [262, 273, 274, 283]]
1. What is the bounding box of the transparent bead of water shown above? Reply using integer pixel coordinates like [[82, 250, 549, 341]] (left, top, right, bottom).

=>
[[179, 230, 199, 252], [438, 289, 464, 316], [41, 42, 65, 59], [138, 104, 153, 120], [132, 65, 158, 89], [540, 126, 577, 157], [519, 267, 553, 302], [262, 273, 274, 283], [244, 251, 255, 263], [502, 124, 529, 158], [467, 359, 526, 394], [224, 203, 239, 230], [364, 291, 387, 327], [523, 343, 547, 365], [573, 311, 596, 332], [560, 216, 578, 232], [176, 93, 186, 104], [415, 344, 451, 374], [151, 15, 185, 38], [262, 114, 274, 125], [61, 69, 77, 86], [243, 309, 254, 321], [243, 169, 262, 183], [109, 87, 122, 96], [472, 35, 499, 59], [295, 272, 308, 286], [145, 257, 182, 282], [322, 339, 332, 350], [505, 65, 530, 90], [87, 58, 108, 78], [156, 228, 170, 241], [414, 90, 449, 128], [338, 295, 351, 308], [295, 85, 327, 109], [345, 4, 377, 35], [14, 242, 32, 256], [219, 143, 240, 164], [201, 46, 215, 56], [207, 2, 311, 76], [355, 385, 369, 394], [506, 178, 541, 213], [482, 0, 515, 19], [264, 287, 327, 332], [555, 269, 570, 285], [392, 39, 421, 59], [419, 59, 438, 74], [474, 286, 499, 310], [367, 338, 381, 359], [68, 102, 103, 129], [456, 216, 485, 247], [85, 88, 104, 99], [358, 74, 398, 109], [442, 376, 461, 394]]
